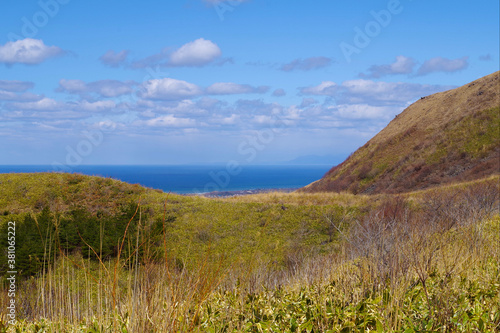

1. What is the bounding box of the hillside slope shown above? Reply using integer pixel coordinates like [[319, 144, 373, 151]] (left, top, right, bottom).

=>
[[303, 71, 500, 194], [0, 172, 366, 275]]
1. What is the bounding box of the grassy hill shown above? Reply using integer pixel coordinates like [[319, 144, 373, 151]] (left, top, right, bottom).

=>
[[0, 172, 498, 331], [0, 172, 368, 275], [302, 71, 500, 194]]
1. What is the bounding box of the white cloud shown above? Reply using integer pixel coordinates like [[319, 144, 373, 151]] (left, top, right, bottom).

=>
[[94, 120, 118, 131], [139, 78, 203, 100], [206, 82, 268, 95], [130, 48, 170, 69], [301, 79, 454, 106], [235, 99, 281, 115], [77, 100, 116, 112], [0, 80, 34, 92], [196, 97, 225, 109], [99, 50, 129, 67], [417, 56, 469, 76], [300, 81, 338, 95], [58, 79, 136, 98], [334, 104, 396, 119], [390, 56, 416, 75], [280, 57, 333, 71], [360, 55, 469, 78], [343, 79, 398, 95], [207, 114, 240, 126], [300, 98, 318, 108], [0, 39, 64, 65], [58, 79, 87, 93], [169, 38, 222, 67], [219, 114, 239, 124], [340, 79, 451, 105], [149, 99, 208, 115], [272, 88, 286, 97], [360, 56, 416, 78], [0, 91, 42, 102], [252, 115, 275, 125], [142, 115, 197, 127], [8, 97, 65, 111], [284, 105, 302, 120], [5, 95, 119, 117], [0, 80, 41, 101], [130, 38, 225, 68], [2, 109, 79, 122]]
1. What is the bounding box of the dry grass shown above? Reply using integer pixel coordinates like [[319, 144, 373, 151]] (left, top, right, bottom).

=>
[[374, 71, 499, 140], [0, 179, 498, 331], [220, 190, 382, 207], [304, 71, 500, 194]]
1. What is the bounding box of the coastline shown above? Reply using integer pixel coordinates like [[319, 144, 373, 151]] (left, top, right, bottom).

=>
[[0, 165, 329, 197], [188, 188, 298, 198]]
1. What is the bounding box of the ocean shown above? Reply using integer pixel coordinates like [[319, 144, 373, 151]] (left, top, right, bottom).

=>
[[0, 165, 331, 194]]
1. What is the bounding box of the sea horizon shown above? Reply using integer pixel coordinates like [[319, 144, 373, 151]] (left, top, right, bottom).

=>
[[0, 164, 331, 194]]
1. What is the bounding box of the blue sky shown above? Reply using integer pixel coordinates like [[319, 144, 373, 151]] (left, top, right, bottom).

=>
[[0, 0, 498, 166]]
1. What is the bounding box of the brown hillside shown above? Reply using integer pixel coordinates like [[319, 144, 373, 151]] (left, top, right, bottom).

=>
[[302, 71, 500, 194]]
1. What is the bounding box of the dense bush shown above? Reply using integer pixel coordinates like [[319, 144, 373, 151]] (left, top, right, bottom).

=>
[[0, 203, 152, 277]]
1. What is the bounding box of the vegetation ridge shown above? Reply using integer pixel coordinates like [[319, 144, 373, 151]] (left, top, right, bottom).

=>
[[0, 172, 498, 331], [303, 71, 500, 194]]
